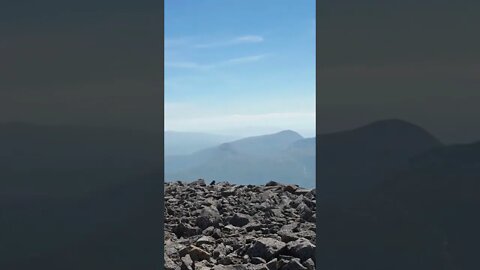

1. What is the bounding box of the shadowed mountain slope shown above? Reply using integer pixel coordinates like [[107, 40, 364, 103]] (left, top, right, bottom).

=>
[[317, 119, 443, 203], [165, 130, 314, 187], [318, 122, 480, 270]]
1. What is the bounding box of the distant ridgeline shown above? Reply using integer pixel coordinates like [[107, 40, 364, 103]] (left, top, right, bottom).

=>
[[166, 119, 480, 269], [0, 122, 162, 197], [168, 118, 480, 202], [164, 130, 315, 188], [314, 119, 480, 270]]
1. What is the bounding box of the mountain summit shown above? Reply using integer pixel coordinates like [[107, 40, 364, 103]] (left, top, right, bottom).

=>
[[165, 130, 312, 187], [317, 119, 443, 202]]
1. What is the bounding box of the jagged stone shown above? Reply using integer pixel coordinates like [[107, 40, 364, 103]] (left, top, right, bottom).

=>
[[181, 254, 194, 270], [190, 179, 206, 186], [280, 258, 307, 270], [196, 206, 221, 229], [189, 245, 211, 261], [251, 257, 267, 264], [247, 238, 286, 261], [165, 255, 179, 270], [303, 259, 315, 270], [198, 235, 216, 245], [266, 258, 278, 270], [173, 223, 202, 238], [164, 180, 316, 269], [265, 181, 282, 186], [230, 213, 251, 227], [285, 238, 315, 262]]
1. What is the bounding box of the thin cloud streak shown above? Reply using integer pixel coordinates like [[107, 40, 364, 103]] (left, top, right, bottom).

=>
[[165, 110, 315, 134], [194, 35, 264, 48], [165, 54, 268, 70], [225, 54, 266, 64]]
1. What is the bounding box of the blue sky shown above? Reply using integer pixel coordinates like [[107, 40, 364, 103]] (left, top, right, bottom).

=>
[[165, 0, 315, 137]]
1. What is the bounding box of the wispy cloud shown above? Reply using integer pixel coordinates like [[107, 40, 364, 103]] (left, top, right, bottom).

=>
[[224, 54, 267, 64], [166, 111, 315, 135], [165, 101, 315, 135], [165, 54, 268, 70], [194, 35, 264, 48]]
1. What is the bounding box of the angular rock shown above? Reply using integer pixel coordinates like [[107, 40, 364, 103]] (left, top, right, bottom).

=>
[[165, 180, 316, 268], [190, 179, 206, 186], [303, 259, 315, 270], [230, 213, 251, 227], [189, 245, 211, 261], [181, 254, 194, 270], [283, 185, 298, 194], [165, 255, 179, 270], [280, 258, 307, 270], [196, 206, 221, 229], [265, 181, 282, 186], [196, 235, 215, 245], [247, 237, 286, 261], [285, 238, 315, 262], [251, 257, 267, 264], [296, 203, 313, 221], [266, 258, 279, 270], [173, 223, 201, 238]]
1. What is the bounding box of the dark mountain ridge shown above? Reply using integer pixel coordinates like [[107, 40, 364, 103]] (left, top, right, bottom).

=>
[[317, 118, 444, 203], [317, 121, 480, 270], [0, 122, 162, 197]]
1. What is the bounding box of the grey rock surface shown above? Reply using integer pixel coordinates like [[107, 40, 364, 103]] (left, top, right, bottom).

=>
[[164, 180, 316, 269]]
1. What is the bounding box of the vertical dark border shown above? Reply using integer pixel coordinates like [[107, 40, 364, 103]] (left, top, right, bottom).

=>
[[315, 0, 320, 266]]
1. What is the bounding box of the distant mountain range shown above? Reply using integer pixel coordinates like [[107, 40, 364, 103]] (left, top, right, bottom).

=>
[[165, 129, 316, 188], [165, 119, 480, 269], [165, 131, 236, 156], [0, 122, 162, 198], [2, 120, 480, 269], [314, 119, 480, 270], [317, 119, 444, 203], [164, 118, 446, 189]]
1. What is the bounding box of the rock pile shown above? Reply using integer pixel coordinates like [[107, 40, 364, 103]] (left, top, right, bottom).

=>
[[164, 180, 316, 270]]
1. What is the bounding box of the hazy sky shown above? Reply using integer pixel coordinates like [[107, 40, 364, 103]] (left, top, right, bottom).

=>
[[317, 0, 480, 144], [165, 0, 316, 137], [0, 0, 162, 131]]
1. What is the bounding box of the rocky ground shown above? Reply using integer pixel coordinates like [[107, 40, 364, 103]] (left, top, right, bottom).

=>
[[164, 179, 316, 270]]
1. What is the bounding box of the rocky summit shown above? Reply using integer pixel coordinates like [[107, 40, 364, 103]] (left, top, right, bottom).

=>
[[164, 179, 316, 270]]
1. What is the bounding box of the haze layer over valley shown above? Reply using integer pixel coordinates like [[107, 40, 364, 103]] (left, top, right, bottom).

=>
[[165, 130, 316, 188]]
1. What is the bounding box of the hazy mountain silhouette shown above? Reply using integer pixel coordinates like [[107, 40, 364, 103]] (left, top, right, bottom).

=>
[[165, 119, 444, 189], [0, 122, 162, 269], [317, 119, 443, 203], [165, 131, 235, 156], [318, 121, 480, 270], [409, 141, 480, 171], [165, 130, 315, 187], [0, 122, 161, 197]]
